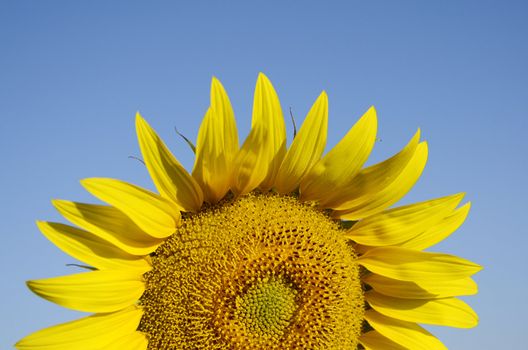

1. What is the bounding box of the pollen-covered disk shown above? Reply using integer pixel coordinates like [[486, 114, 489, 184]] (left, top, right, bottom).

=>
[[138, 193, 364, 350]]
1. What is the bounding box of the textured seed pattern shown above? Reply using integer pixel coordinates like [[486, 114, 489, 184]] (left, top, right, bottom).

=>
[[138, 193, 364, 349]]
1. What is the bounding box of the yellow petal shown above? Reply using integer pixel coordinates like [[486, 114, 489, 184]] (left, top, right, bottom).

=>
[[363, 274, 478, 299], [334, 140, 428, 220], [329, 129, 420, 211], [105, 332, 148, 349], [399, 203, 471, 250], [366, 291, 479, 328], [15, 306, 143, 350], [27, 270, 144, 313], [81, 178, 179, 239], [210, 77, 239, 151], [360, 331, 407, 350], [37, 221, 152, 273], [275, 91, 328, 194], [345, 193, 464, 246], [231, 73, 286, 195], [365, 310, 447, 350], [358, 246, 482, 282], [230, 125, 268, 196], [192, 77, 239, 203], [253, 73, 287, 190], [300, 106, 377, 203], [53, 200, 162, 256], [136, 113, 203, 211]]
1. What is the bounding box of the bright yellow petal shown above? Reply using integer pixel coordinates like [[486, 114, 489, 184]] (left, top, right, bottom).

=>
[[399, 203, 471, 250], [53, 200, 162, 256], [363, 274, 478, 299], [210, 77, 239, 153], [345, 194, 464, 246], [37, 221, 152, 273], [230, 126, 268, 196], [365, 310, 447, 350], [360, 331, 407, 350], [105, 332, 148, 350], [358, 246, 482, 282], [192, 77, 239, 203], [275, 91, 328, 194], [366, 291, 479, 328], [27, 270, 144, 313], [300, 106, 377, 203], [81, 178, 179, 239], [334, 140, 428, 220], [231, 73, 286, 195], [15, 306, 143, 350], [329, 130, 420, 211], [136, 113, 203, 211], [253, 73, 287, 190]]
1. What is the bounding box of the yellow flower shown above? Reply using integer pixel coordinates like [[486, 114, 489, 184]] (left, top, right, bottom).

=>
[[17, 73, 481, 350]]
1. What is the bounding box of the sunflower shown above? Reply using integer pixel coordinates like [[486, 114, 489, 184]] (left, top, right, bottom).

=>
[[16, 73, 480, 350]]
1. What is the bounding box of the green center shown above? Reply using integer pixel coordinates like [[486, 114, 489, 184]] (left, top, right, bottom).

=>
[[235, 276, 298, 338]]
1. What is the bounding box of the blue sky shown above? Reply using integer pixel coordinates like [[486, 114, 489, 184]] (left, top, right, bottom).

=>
[[1, 1, 526, 348]]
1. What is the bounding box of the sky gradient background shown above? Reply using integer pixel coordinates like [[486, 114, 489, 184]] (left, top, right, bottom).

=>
[[1, 1, 527, 349]]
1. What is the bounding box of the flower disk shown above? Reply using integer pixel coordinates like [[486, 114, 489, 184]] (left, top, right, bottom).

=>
[[138, 193, 364, 349]]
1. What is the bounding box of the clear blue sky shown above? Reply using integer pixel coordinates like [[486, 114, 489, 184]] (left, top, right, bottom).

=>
[[1, 1, 526, 349]]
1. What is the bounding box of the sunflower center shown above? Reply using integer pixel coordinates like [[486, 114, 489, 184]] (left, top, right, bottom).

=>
[[138, 193, 364, 350], [235, 276, 298, 338]]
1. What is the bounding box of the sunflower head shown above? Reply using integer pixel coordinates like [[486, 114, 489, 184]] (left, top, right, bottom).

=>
[[17, 73, 480, 350]]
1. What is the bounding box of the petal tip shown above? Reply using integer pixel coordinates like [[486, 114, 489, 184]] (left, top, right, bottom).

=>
[[318, 91, 329, 106], [51, 198, 67, 209], [362, 106, 378, 126], [474, 263, 484, 273], [35, 221, 49, 233], [79, 178, 93, 190], [414, 128, 421, 140], [79, 177, 107, 188], [446, 192, 466, 204], [257, 72, 271, 84], [25, 280, 36, 292], [210, 76, 223, 93], [418, 141, 429, 154], [135, 113, 150, 132]]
